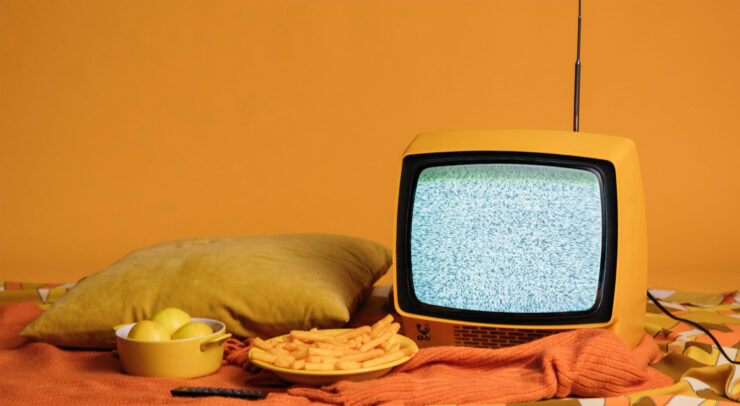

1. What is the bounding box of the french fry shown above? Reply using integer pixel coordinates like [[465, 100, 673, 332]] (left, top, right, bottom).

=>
[[251, 350, 277, 364], [371, 325, 388, 339], [284, 338, 307, 351], [384, 342, 401, 353], [306, 355, 339, 364], [370, 314, 394, 336], [335, 325, 371, 341], [308, 347, 347, 357], [361, 351, 404, 368], [268, 346, 291, 357], [274, 355, 295, 369], [315, 342, 346, 351], [305, 362, 334, 371], [321, 356, 339, 364], [338, 348, 384, 363], [292, 359, 305, 370], [253, 337, 273, 351], [335, 360, 362, 370], [360, 330, 394, 352], [380, 335, 398, 350], [371, 314, 394, 331], [290, 330, 336, 343], [290, 348, 309, 360]]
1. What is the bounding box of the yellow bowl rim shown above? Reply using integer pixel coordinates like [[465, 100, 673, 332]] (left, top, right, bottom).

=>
[[115, 317, 226, 343], [248, 328, 417, 377]]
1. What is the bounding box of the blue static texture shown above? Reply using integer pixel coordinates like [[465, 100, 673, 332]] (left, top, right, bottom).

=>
[[410, 163, 603, 313]]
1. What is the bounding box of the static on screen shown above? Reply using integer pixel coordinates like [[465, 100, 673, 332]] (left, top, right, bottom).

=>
[[410, 163, 603, 313]]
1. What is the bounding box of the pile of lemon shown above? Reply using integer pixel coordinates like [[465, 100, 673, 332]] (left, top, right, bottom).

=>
[[127, 308, 213, 341]]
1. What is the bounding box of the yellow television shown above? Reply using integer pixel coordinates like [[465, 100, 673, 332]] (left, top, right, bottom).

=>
[[392, 129, 647, 349]]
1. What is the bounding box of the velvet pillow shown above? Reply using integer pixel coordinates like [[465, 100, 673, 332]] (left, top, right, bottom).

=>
[[21, 234, 391, 349]]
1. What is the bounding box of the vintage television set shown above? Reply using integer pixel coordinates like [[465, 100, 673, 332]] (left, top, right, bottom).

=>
[[392, 129, 647, 349]]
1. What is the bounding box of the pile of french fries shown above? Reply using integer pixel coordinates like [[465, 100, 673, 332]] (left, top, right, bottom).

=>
[[251, 314, 418, 371]]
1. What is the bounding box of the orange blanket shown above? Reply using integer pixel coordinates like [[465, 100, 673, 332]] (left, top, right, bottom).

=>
[[0, 302, 265, 405], [0, 301, 673, 405]]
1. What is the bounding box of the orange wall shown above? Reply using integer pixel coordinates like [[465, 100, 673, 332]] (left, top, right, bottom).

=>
[[1, 1, 738, 292]]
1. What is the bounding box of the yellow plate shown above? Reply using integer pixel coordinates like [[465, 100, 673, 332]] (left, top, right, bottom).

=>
[[248, 329, 417, 385]]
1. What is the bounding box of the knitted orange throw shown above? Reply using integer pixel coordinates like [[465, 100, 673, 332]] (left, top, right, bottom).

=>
[[224, 328, 673, 405]]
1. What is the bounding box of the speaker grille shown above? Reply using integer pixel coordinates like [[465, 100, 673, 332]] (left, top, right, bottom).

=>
[[453, 325, 568, 348]]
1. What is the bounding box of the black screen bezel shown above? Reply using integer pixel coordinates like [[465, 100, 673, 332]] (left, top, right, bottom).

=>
[[396, 151, 618, 325]]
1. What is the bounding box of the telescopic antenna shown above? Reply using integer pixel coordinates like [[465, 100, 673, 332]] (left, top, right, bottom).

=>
[[573, 0, 582, 132]]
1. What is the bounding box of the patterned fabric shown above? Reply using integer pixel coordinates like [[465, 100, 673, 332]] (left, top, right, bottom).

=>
[[0, 281, 74, 309], [510, 289, 740, 406]]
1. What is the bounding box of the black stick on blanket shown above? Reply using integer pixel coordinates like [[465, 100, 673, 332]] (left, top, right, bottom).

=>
[[573, 0, 581, 132], [646, 291, 739, 365], [171, 386, 268, 399]]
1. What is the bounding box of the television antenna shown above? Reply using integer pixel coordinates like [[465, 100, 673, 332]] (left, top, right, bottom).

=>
[[573, 0, 582, 132]]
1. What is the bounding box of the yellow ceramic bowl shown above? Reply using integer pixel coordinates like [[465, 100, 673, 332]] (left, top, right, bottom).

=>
[[115, 318, 231, 378], [248, 329, 418, 386]]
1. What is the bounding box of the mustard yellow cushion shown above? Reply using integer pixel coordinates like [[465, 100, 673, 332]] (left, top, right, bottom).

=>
[[21, 234, 391, 349]]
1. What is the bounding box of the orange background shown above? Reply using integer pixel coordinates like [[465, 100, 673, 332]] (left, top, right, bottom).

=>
[[1, 1, 738, 292]]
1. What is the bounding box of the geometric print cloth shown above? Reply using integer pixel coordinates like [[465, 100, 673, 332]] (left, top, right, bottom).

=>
[[0, 281, 74, 309], [510, 289, 740, 406]]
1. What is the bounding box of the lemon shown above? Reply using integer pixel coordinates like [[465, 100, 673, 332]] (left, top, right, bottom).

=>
[[171, 321, 213, 340], [127, 320, 171, 341], [151, 307, 192, 335]]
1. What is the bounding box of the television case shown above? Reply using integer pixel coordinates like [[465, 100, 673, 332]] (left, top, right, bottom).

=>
[[393, 130, 648, 349]]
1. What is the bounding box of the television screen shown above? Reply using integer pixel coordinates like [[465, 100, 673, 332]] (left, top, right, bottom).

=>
[[396, 151, 618, 326], [410, 163, 603, 314]]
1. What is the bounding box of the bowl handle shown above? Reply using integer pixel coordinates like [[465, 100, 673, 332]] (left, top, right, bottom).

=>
[[200, 333, 232, 352]]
